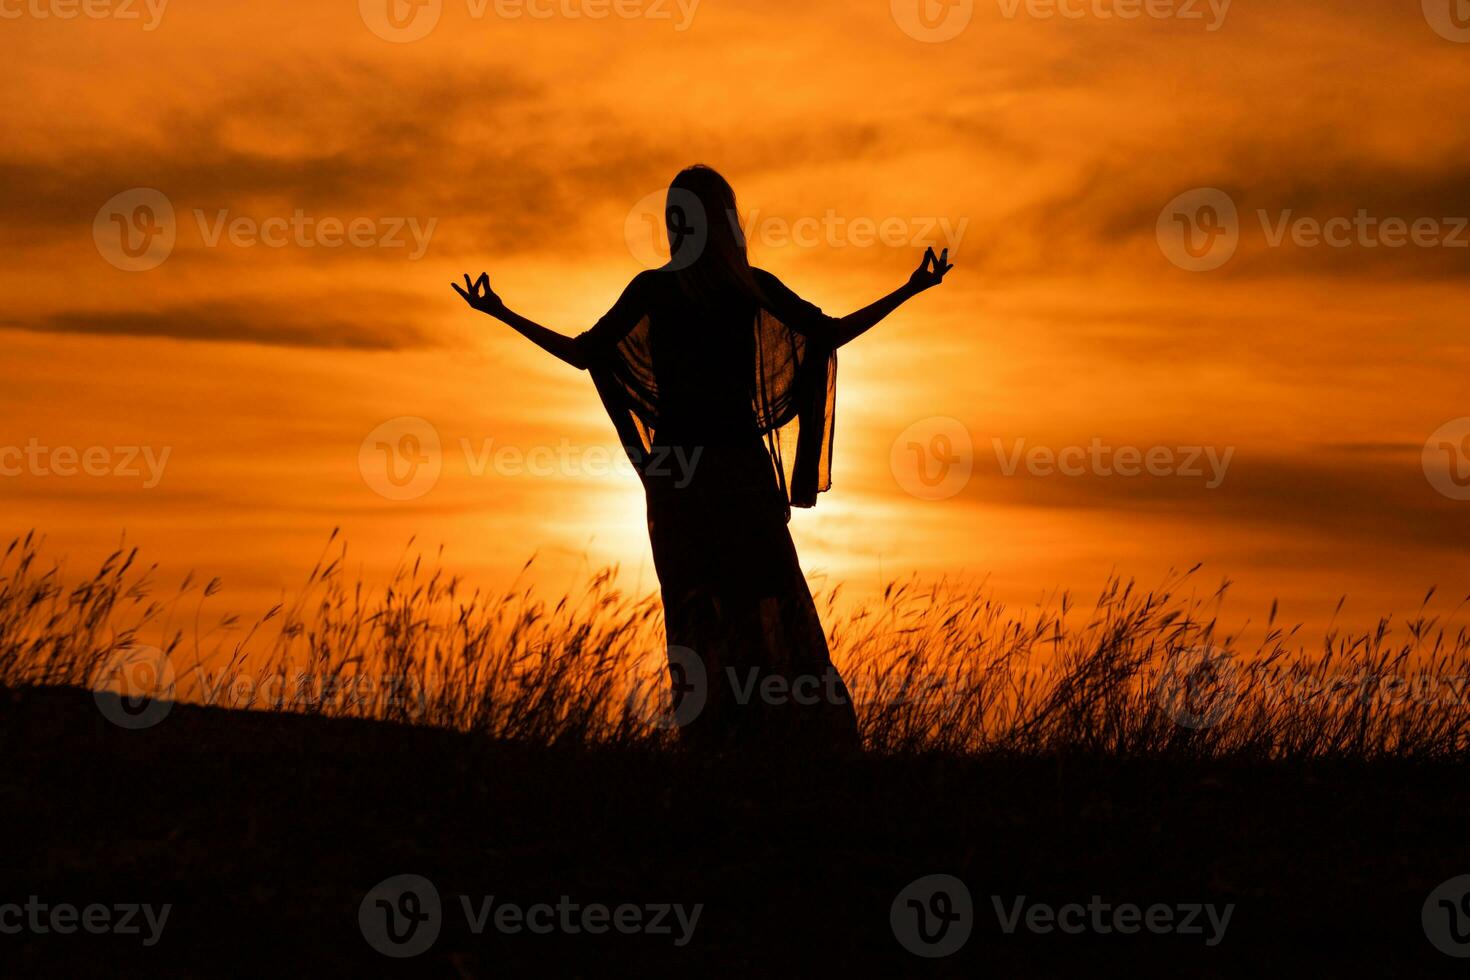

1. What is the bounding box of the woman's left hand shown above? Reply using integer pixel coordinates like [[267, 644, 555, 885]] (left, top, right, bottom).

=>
[[451, 273, 507, 315], [907, 247, 954, 293]]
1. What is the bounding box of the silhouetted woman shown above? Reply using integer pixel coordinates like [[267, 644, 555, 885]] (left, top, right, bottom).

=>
[[454, 165, 953, 752]]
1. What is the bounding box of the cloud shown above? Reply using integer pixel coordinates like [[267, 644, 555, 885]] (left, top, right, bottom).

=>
[[5, 295, 442, 350], [953, 441, 1470, 554], [0, 60, 571, 254], [998, 144, 1470, 281]]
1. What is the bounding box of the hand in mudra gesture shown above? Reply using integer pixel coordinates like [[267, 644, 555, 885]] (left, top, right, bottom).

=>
[[451, 273, 507, 316], [907, 247, 955, 293]]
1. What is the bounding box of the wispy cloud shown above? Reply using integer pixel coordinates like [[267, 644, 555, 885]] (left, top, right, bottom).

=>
[[6, 295, 442, 350]]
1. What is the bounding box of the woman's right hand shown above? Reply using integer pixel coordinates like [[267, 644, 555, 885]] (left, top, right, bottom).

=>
[[451, 272, 507, 316], [907, 247, 954, 293]]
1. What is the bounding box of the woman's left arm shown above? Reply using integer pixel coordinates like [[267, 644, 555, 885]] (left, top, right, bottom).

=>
[[829, 247, 954, 348]]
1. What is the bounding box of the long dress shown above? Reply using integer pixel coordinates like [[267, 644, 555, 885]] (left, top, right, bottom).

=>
[[575, 268, 861, 752]]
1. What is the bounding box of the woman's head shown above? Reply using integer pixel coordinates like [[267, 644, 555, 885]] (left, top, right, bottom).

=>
[[666, 164, 761, 307]]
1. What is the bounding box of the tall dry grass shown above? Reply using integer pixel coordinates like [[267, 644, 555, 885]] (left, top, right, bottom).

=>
[[4, 530, 1470, 759]]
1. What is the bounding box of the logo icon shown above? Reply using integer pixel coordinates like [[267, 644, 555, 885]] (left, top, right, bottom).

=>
[[360, 874, 442, 957], [1157, 188, 1239, 272], [1425, 875, 1470, 956], [1156, 645, 1240, 730], [626, 645, 707, 730], [359, 0, 442, 42], [92, 644, 176, 729], [1424, 0, 1470, 42], [891, 0, 974, 42], [93, 188, 176, 272], [1424, 418, 1470, 501], [624, 188, 708, 271], [891, 874, 973, 957], [359, 417, 442, 501], [890, 417, 973, 501]]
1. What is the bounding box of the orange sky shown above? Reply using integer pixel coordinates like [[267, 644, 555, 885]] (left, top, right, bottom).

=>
[[3, 0, 1469, 635]]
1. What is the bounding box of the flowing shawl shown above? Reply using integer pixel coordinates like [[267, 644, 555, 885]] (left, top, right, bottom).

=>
[[575, 269, 838, 517]]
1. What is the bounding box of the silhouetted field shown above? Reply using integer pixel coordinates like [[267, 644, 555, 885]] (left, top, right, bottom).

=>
[[7, 531, 1470, 758], [5, 686, 1470, 975], [5, 532, 1470, 974]]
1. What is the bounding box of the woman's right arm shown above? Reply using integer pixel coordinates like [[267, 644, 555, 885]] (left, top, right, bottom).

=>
[[452, 272, 644, 371], [452, 273, 586, 368]]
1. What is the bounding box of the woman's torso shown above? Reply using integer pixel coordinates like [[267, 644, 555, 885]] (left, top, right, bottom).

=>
[[642, 276, 762, 449]]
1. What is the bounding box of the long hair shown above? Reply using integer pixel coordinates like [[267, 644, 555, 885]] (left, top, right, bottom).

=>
[[666, 164, 763, 309]]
